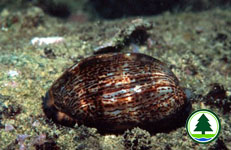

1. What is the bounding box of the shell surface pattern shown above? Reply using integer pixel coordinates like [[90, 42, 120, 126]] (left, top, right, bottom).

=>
[[43, 53, 191, 133]]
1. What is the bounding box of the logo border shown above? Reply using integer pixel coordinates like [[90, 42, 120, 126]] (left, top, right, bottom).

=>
[[186, 109, 221, 144]]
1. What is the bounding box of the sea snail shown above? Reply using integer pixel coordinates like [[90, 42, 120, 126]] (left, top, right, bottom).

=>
[[42, 53, 191, 133]]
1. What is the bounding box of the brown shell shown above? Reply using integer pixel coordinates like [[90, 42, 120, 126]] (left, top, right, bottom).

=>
[[42, 53, 191, 133]]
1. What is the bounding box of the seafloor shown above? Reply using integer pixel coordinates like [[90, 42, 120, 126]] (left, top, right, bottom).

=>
[[0, 7, 231, 150]]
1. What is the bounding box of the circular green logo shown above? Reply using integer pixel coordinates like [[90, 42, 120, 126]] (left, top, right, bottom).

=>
[[186, 109, 221, 144]]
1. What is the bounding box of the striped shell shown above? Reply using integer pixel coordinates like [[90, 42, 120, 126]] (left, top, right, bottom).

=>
[[43, 53, 191, 133]]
